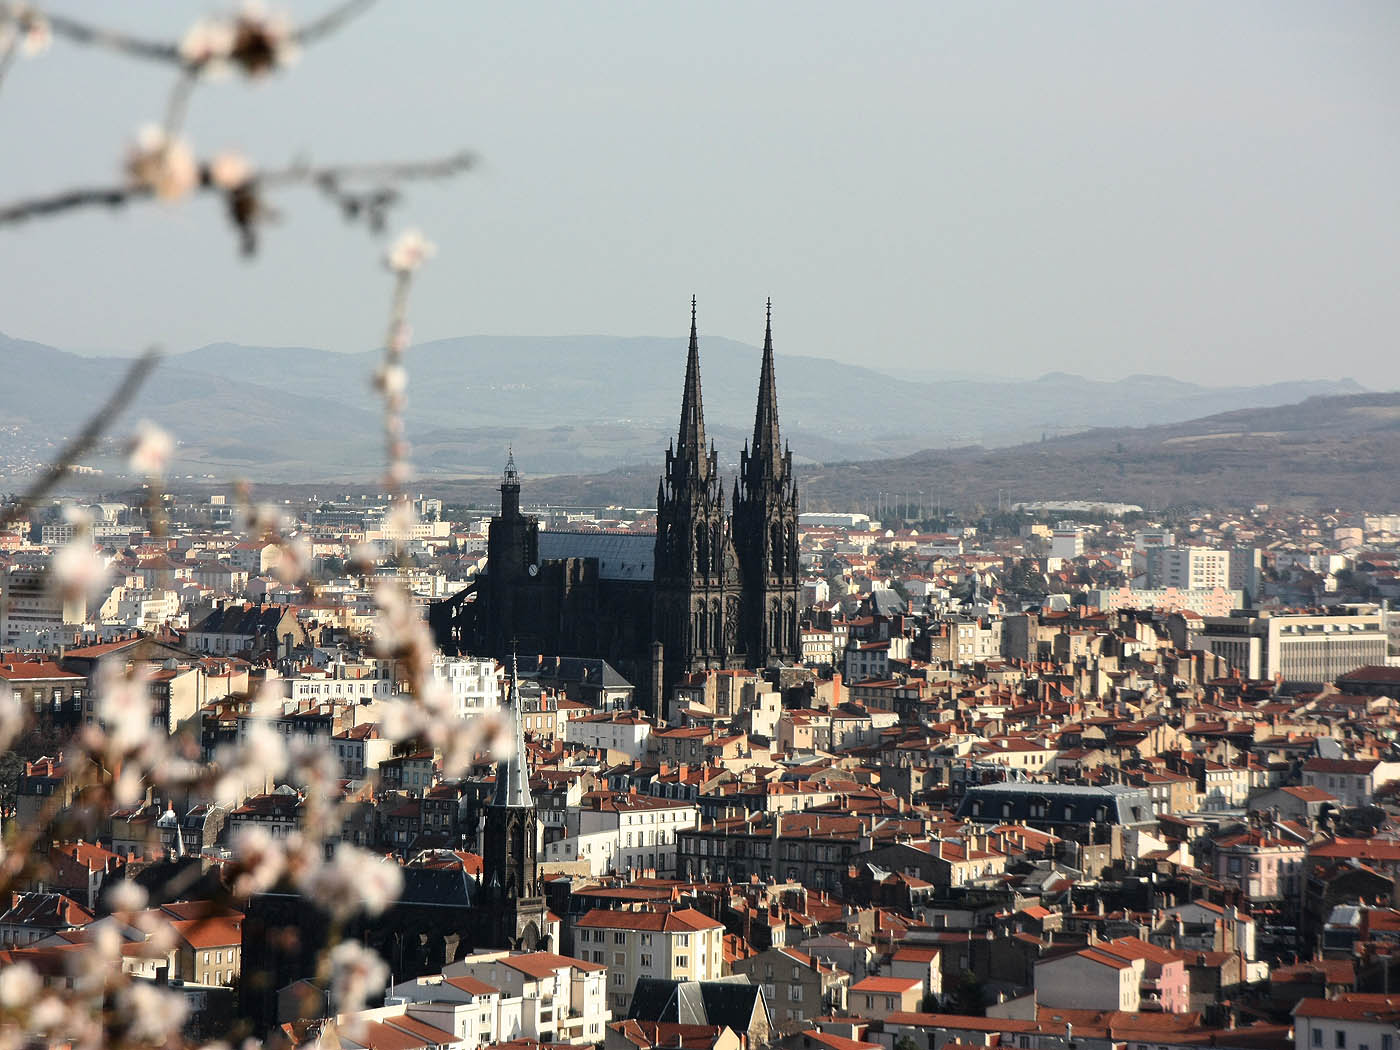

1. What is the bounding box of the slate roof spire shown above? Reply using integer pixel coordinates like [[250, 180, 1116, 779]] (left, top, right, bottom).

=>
[[751, 297, 782, 471], [491, 652, 534, 809], [675, 296, 708, 479]]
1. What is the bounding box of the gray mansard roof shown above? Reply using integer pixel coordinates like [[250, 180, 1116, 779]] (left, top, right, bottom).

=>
[[956, 781, 1156, 827], [537, 530, 654, 581]]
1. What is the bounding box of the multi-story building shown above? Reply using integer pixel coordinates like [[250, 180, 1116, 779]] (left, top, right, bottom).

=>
[[848, 976, 923, 1021], [542, 792, 698, 876], [1049, 528, 1084, 562], [0, 658, 86, 733], [1146, 546, 1230, 591], [0, 563, 91, 646], [573, 907, 725, 1016], [1193, 607, 1388, 686], [563, 712, 653, 761], [1294, 995, 1400, 1050], [730, 947, 849, 1025], [1303, 757, 1400, 808], [1211, 826, 1306, 905], [408, 949, 611, 1046], [676, 812, 862, 892]]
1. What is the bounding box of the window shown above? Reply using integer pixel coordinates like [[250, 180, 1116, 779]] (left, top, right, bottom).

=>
[[675, 956, 688, 968], [677, 934, 690, 947], [1337, 1032, 1347, 1049], [614, 932, 626, 945]]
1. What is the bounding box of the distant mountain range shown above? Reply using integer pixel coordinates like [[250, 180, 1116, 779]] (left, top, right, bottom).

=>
[[431, 390, 1400, 514], [0, 331, 1373, 487]]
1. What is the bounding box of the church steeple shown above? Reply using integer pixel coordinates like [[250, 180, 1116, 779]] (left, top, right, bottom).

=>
[[481, 651, 547, 950], [751, 298, 783, 472], [675, 296, 709, 482], [491, 654, 533, 809], [734, 298, 801, 669], [653, 297, 743, 709]]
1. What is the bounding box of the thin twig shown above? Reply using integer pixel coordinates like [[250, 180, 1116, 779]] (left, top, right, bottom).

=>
[[41, 0, 378, 67], [162, 66, 198, 138], [294, 0, 378, 47], [0, 348, 160, 532], [42, 9, 180, 63], [0, 150, 475, 228], [0, 25, 19, 96]]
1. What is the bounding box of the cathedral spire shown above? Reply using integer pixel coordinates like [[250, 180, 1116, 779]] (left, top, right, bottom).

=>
[[751, 298, 782, 470], [491, 653, 533, 809], [676, 296, 708, 475]]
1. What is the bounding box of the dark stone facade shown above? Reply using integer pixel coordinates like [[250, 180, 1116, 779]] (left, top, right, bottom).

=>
[[431, 300, 801, 714]]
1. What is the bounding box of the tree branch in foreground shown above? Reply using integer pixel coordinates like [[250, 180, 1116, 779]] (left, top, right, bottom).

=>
[[38, 0, 377, 67], [0, 150, 476, 251], [0, 348, 160, 532]]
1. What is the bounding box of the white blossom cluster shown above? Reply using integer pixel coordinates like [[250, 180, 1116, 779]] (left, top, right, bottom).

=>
[[0, 3, 484, 1046]]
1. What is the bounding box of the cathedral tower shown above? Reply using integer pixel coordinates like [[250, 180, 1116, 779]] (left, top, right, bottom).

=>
[[734, 300, 801, 666], [482, 450, 540, 656], [481, 657, 548, 950], [653, 299, 744, 703]]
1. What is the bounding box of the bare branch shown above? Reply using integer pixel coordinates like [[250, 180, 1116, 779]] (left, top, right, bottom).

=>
[[0, 348, 160, 531], [0, 149, 476, 228], [40, 0, 377, 67], [42, 10, 180, 64], [0, 25, 19, 96], [293, 0, 378, 47]]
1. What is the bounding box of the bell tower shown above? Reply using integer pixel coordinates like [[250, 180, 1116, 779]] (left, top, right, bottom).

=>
[[481, 656, 548, 950], [653, 299, 744, 711], [734, 300, 800, 666]]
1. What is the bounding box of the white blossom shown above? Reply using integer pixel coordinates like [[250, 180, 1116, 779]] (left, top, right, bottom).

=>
[[27, 996, 66, 1032], [120, 981, 189, 1044], [104, 880, 148, 913], [97, 661, 156, 755], [1, 6, 50, 57], [386, 229, 435, 274], [230, 826, 288, 898], [179, 15, 235, 71], [273, 536, 311, 585], [113, 764, 146, 807], [329, 940, 388, 1017], [126, 125, 199, 202], [210, 151, 254, 190], [0, 962, 39, 1010], [374, 363, 407, 398], [51, 539, 110, 603], [0, 690, 23, 752], [299, 845, 403, 921], [129, 420, 174, 477]]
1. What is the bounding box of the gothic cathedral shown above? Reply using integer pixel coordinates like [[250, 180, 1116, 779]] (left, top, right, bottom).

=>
[[653, 299, 801, 683]]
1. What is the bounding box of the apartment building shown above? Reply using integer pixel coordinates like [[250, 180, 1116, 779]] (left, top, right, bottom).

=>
[[1146, 546, 1230, 591], [0, 563, 90, 646], [543, 791, 698, 876], [398, 949, 611, 1046], [1193, 607, 1388, 686], [730, 947, 849, 1024], [573, 908, 725, 1016]]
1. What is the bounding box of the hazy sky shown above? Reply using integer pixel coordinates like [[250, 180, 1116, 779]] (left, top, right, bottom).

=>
[[1, 2, 1397, 385]]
